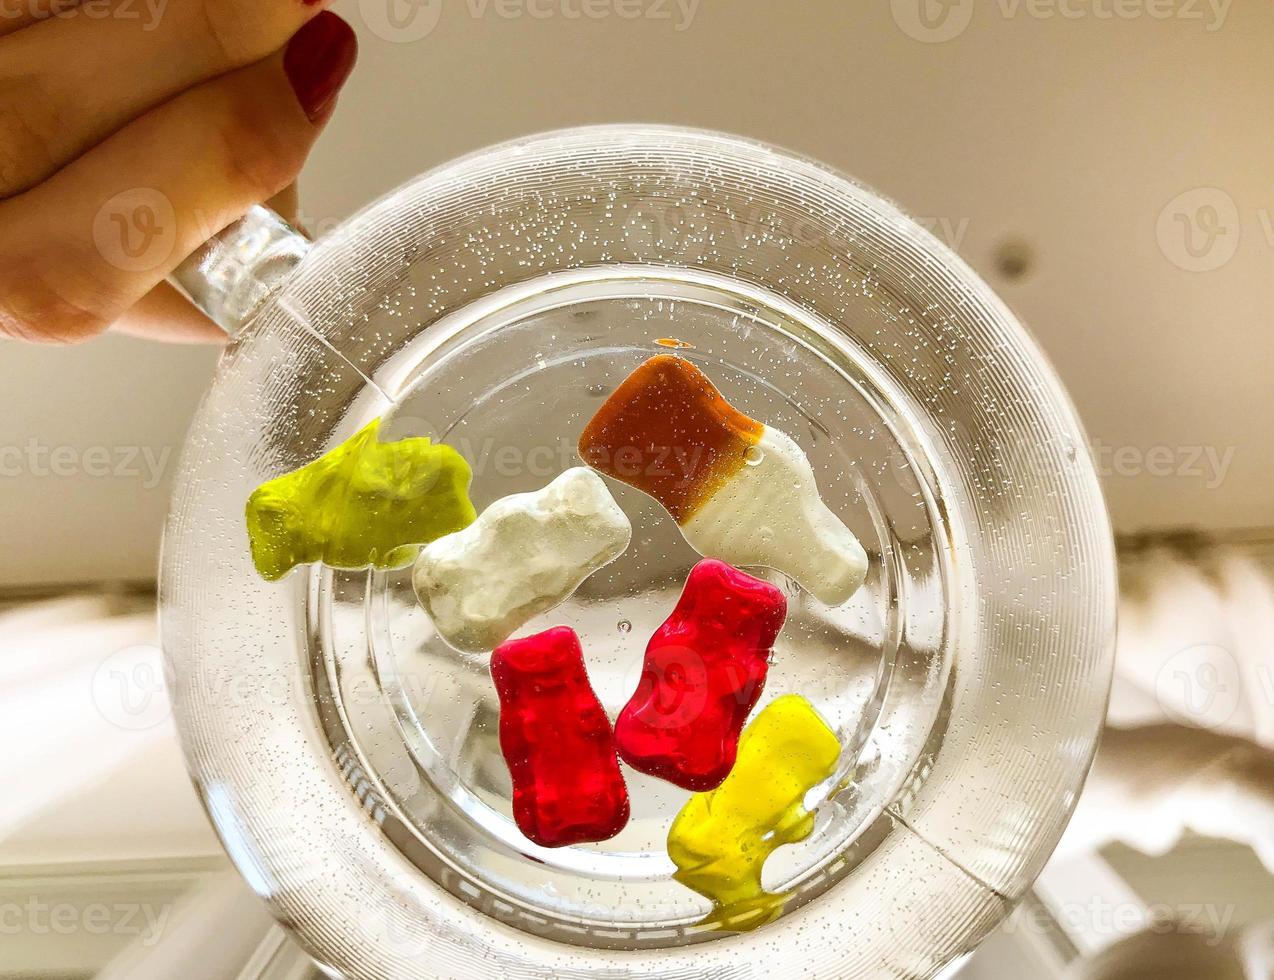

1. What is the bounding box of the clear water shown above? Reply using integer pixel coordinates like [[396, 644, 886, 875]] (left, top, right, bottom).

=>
[[306, 267, 951, 948]]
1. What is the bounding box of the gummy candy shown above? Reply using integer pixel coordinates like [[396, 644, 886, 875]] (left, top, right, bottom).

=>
[[245, 419, 476, 581], [414, 468, 631, 653], [579, 354, 762, 522], [666, 694, 841, 932], [490, 626, 630, 848], [615, 559, 786, 791], [578, 355, 868, 606]]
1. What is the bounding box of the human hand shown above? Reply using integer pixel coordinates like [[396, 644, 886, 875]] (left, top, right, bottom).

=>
[[0, 2, 357, 344]]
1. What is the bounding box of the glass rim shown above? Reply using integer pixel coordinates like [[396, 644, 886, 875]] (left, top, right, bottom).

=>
[[162, 123, 1117, 978]]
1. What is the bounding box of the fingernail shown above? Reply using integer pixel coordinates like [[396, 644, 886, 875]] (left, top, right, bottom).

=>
[[284, 12, 358, 123]]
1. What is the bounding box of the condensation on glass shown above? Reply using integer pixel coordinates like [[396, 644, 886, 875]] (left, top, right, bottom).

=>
[[161, 127, 1116, 979]]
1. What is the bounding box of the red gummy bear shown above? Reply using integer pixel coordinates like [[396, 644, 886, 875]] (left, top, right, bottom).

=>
[[615, 559, 787, 792], [490, 626, 630, 848]]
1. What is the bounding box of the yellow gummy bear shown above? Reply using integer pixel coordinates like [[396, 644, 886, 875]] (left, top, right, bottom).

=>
[[667, 694, 841, 932], [245, 419, 477, 581]]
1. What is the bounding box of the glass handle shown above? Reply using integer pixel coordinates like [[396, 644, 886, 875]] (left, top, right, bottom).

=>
[[170, 205, 311, 338]]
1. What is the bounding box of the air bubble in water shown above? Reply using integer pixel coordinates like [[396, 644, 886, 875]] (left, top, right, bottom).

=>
[[617, 619, 632, 634]]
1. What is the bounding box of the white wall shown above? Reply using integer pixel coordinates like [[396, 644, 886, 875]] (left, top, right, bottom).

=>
[[3, 1, 1270, 588]]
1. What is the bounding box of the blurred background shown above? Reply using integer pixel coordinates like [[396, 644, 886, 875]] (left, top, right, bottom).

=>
[[2, 1, 1272, 977]]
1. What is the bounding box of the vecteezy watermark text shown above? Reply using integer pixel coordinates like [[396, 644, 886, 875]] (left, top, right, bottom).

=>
[[1002, 897, 1236, 947], [94, 189, 970, 279], [464, 0, 699, 29], [92, 643, 457, 732], [0, 0, 168, 31], [0, 440, 171, 489], [993, 0, 1230, 30], [357, 0, 700, 43], [0, 899, 171, 946], [621, 200, 972, 256], [891, 0, 1230, 43], [1090, 439, 1234, 489]]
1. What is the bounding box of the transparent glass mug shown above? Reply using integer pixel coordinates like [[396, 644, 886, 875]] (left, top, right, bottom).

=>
[[160, 126, 1116, 979]]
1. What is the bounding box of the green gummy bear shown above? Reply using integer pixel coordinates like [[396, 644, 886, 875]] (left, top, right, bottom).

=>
[[245, 419, 477, 581]]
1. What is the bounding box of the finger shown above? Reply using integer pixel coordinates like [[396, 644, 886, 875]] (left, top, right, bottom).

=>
[[267, 183, 301, 229], [0, 0, 335, 196], [53, 186, 298, 344], [0, 12, 356, 344], [1057, 724, 1274, 874], [0, 0, 80, 38], [110, 281, 225, 344]]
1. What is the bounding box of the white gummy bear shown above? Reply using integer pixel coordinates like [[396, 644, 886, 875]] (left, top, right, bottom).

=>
[[413, 467, 631, 653], [680, 427, 869, 606]]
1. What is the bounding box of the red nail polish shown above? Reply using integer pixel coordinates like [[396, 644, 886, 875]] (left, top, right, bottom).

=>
[[284, 12, 357, 123]]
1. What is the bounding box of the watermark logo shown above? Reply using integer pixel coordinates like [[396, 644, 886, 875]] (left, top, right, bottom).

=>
[[1154, 643, 1244, 731], [358, 0, 444, 43], [893, 0, 1231, 40], [622, 200, 972, 256], [358, 904, 431, 956], [1002, 897, 1235, 947], [996, 0, 1231, 30], [358, 0, 700, 42], [0, 0, 168, 31], [92, 187, 176, 273], [918, 215, 972, 253], [618, 645, 713, 729], [0, 899, 172, 946], [1156, 187, 1242, 272], [890, 0, 975, 43], [468, 0, 700, 31], [0, 439, 172, 488], [91, 644, 170, 731], [92, 658, 450, 734], [1090, 439, 1235, 490]]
